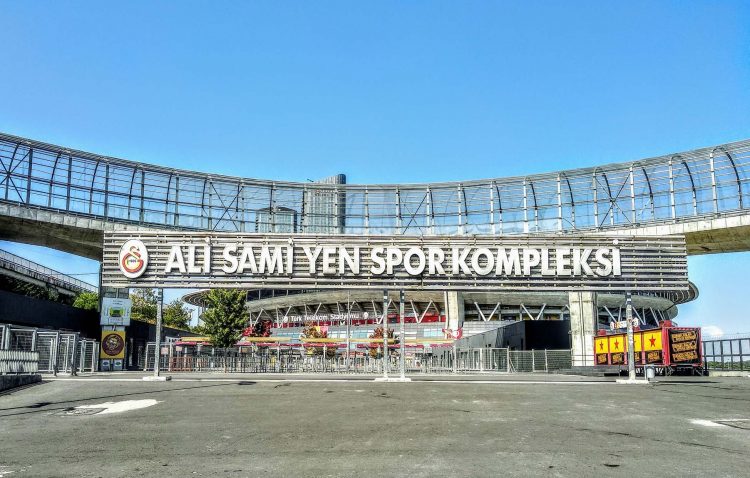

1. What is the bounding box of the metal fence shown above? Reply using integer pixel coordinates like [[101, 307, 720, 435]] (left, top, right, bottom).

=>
[[0, 350, 39, 374], [703, 335, 750, 372], [78, 339, 99, 373], [142, 344, 571, 374], [0, 323, 98, 374]]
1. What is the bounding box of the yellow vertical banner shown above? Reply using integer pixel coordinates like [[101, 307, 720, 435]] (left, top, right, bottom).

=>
[[643, 330, 663, 351], [594, 336, 609, 354], [100, 331, 126, 359], [608, 334, 626, 353]]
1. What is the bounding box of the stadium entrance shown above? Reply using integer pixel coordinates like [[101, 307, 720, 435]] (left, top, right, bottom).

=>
[[102, 231, 689, 379]]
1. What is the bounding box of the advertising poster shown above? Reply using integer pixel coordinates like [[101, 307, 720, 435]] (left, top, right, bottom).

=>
[[608, 335, 626, 354], [100, 330, 126, 360], [668, 329, 700, 364], [645, 350, 663, 364], [100, 297, 132, 326]]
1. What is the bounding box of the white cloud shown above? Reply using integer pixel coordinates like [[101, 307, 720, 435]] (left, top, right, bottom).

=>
[[701, 325, 724, 337]]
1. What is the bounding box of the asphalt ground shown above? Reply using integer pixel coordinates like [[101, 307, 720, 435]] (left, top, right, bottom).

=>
[[1, 374, 749, 477]]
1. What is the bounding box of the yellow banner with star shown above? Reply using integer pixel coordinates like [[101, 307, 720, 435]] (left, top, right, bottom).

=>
[[642, 330, 662, 351], [608, 334, 626, 353], [594, 336, 609, 354]]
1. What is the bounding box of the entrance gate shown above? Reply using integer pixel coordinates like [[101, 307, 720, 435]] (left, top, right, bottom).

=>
[[102, 231, 689, 378]]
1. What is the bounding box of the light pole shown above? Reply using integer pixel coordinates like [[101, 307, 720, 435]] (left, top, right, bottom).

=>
[[346, 291, 351, 372], [382, 289, 389, 379], [625, 292, 636, 381], [154, 288, 163, 378], [399, 290, 406, 380]]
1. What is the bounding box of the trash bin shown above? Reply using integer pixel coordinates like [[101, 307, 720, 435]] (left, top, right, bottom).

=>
[[645, 366, 655, 380]]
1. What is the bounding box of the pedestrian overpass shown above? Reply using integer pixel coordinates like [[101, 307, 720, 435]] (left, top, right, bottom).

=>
[[1, 132, 749, 260]]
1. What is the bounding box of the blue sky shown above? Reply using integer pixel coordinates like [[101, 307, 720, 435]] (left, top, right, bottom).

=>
[[1, 1, 749, 333]]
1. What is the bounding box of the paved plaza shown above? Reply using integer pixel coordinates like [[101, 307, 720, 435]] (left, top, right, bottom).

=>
[[1, 374, 749, 477]]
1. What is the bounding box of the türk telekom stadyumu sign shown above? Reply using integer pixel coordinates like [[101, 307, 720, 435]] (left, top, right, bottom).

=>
[[103, 231, 688, 292]]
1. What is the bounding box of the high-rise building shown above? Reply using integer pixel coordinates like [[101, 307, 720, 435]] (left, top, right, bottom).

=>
[[255, 206, 297, 233], [303, 173, 346, 233]]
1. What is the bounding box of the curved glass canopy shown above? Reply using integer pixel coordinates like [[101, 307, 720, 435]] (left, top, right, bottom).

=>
[[1, 132, 748, 236]]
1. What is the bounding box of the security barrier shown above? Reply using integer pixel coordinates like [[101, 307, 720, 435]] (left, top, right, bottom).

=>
[[0, 350, 39, 374], [143, 343, 571, 374], [0, 323, 97, 374], [78, 340, 99, 373]]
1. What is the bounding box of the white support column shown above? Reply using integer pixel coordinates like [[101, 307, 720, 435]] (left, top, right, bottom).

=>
[[154, 289, 162, 377], [144, 289, 169, 381], [445, 291, 464, 333], [568, 291, 598, 367]]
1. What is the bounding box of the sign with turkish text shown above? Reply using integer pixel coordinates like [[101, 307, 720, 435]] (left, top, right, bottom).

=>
[[102, 232, 688, 292], [668, 329, 701, 364], [645, 350, 663, 364]]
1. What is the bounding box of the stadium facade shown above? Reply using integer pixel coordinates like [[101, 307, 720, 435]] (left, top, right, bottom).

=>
[[2, 132, 750, 366]]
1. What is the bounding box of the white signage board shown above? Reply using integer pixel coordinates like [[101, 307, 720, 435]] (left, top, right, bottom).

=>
[[100, 297, 132, 326], [102, 232, 688, 292]]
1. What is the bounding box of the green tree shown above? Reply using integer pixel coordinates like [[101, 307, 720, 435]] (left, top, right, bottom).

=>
[[201, 289, 248, 369], [73, 291, 99, 310], [191, 322, 208, 335], [131, 288, 157, 323], [163, 299, 192, 330]]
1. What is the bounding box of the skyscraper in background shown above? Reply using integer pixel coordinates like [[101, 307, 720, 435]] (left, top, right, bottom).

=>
[[303, 174, 346, 233], [255, 206, 298, 233]]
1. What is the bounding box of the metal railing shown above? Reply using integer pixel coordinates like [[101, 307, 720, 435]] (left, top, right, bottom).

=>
[[0, 323, 97, 374], [78, 339, 99, 373], [703, 335, 750, 372], [143, 344, 571, 374], [1, 132, 749, 236], [0, 248, 97, 294]]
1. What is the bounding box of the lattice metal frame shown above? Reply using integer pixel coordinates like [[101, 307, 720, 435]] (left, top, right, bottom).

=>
[[1, 132, 749, 236]]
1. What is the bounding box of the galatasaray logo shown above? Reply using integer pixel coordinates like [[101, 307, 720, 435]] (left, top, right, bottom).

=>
[[118, 239, 148, 279], [102, 332, 125, 357]]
